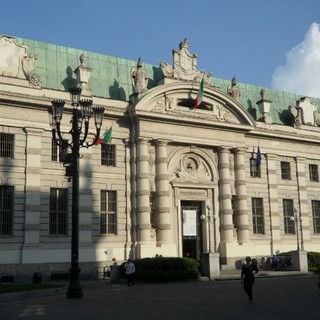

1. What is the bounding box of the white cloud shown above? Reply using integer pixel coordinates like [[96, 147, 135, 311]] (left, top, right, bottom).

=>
[[272, 23, 320, 98]]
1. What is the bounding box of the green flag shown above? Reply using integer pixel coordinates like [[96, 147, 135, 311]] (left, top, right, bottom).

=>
[[103, 127, 112, 143]]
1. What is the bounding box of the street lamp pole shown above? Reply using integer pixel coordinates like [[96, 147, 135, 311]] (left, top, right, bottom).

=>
[[49, 88, 104, 299], [201, 204, 218, 253], [290, 208, 302, 251]]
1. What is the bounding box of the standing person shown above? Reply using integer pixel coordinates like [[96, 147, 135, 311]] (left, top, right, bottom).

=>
[[241, 256, 259, 303], [124, 259, 135, 288], [271, 255, 280, 270]]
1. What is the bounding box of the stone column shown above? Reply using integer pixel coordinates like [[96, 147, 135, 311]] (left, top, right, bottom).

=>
[[218, 146, 234, 243], [234, 148, 250, 243], [136, 138, 152, 244], [155, 139, 171, 244], [22, 128, 43, 262]]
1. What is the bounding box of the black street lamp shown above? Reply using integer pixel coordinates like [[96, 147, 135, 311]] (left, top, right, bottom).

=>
[[48, 88, 104, 299]]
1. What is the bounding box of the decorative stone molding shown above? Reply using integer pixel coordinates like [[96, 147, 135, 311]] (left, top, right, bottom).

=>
[[175, 153, 211, 183], [289, 96, 320, 127], [159, 39, 211, 83], [0, 36, 41, 88], [152, 93, 239, 123]]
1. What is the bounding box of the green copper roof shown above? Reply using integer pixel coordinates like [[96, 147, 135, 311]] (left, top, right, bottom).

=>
[[4, 35, 320, 125]]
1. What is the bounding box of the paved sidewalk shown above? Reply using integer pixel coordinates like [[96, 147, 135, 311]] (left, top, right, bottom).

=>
[[219, 268, 308, 280], [1, 271, 319, 320]]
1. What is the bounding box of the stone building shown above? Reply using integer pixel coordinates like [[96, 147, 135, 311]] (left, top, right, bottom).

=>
[[0, 35, 320, 279]]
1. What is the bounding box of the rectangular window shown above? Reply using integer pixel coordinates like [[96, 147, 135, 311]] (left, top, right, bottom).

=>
[[150, 191, 156, 228], [101, 144, 116, 166], [0, 185, 14, 236], [51, 138, 59, 161], [51, 139, 68, 162], [283, 199, 294, 234], [49, 188, 68, 235], [309, 164, 319, 182], [250, 158, 261, 178], [100, 190, 117, 234], [0, 133, 14, 159], [312, 200, 320, 234], [252, 198, 264, 234], [281, 161, 291, 180]]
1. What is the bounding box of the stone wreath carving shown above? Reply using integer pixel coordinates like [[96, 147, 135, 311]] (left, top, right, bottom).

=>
[[175, 153, 210, 182]]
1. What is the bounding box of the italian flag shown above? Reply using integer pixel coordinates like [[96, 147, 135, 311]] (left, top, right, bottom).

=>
[[93, 127, 112, 145], [194, 77, 204, 109]]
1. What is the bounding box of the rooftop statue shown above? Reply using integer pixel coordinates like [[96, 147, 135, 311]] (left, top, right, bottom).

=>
[[131, 57, 148, 94], [227, 76, 241, 101]]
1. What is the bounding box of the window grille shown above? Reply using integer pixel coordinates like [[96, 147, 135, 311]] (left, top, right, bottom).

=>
[[252, 198, 264, 234], [0, 133, 14, 159], [283, 199, 294, 234], [309, 164, 319, 182], [250, 158, 261, 178], [312, 200, 320, 234], [101, 144, 116, 166], [49, 188, 68, 235], [100, 190, 117, 234], [0, 185, 14, 236], [150, 191, 156, 227], [281, 161, 291, 180]]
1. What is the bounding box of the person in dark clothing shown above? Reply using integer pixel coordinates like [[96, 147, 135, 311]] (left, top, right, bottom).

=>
[[124, 259, 135, 288], [271, 255, 280, 270], [241, 256, 259, 303]]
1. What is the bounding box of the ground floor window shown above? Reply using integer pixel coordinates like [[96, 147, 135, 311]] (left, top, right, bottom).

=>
[[252, 197, 264, 234], [0, 185, 14, 236], [49, 188, 68, 235], [283, 199, 294, 234], [312, 200, 320, 234], [100, 190, 117, 234]]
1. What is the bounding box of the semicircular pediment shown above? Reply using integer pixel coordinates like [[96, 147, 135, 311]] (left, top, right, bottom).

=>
[[130, 82, 256, 127]]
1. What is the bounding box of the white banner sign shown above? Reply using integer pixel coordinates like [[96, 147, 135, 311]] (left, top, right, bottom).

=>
[[182, 210, 197, 236]]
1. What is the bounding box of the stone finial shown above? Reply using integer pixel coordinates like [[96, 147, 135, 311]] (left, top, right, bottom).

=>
[[74, 53, 92, 93], [80, 53, 87, 67], [256, 88, 272, 124]]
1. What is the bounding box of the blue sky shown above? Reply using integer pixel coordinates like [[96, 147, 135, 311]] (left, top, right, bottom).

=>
[[1, 0, 320, 97]]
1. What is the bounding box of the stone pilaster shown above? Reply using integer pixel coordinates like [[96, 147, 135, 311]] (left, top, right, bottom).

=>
[[295, 157, 308, 249], [234, 148, 249, 243], [22, 128, 43, 255], [266, 154, 280, 253]]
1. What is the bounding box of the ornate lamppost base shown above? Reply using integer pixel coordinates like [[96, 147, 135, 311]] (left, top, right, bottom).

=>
[[66, 266, 83, 299]]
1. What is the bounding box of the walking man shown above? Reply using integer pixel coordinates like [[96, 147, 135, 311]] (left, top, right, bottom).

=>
[[124, 259, 135, 288], [241, 256, 259, 302]]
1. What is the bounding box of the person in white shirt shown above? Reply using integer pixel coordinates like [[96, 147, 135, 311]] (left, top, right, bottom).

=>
[[124, 259, 135, 287]]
